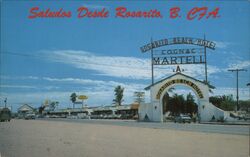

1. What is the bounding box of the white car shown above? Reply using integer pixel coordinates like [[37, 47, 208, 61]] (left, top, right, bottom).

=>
[[174, 114, 191, 123]]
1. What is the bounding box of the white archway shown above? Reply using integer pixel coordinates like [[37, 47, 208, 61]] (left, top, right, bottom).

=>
[[139, 73, 225, 122]]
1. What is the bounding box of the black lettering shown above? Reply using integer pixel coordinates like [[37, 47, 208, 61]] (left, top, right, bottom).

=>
[[171, 57, 177, 64], [153, 57, 160, 65]]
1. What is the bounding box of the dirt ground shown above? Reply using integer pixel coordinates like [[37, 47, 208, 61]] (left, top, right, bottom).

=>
[[0, 120, 249, 157]]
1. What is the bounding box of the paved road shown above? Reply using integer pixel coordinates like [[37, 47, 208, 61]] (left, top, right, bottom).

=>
[[41, 118, 250, 136]]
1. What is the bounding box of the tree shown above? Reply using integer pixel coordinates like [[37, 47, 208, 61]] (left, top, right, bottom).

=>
[[169, 94, 185, 115], [209, 95, 236, 111], [239, 100, 250, 111], [38, 105, 46, 114], [113, 85, 124, 106], [165, 93, 197, 115], [185, 93, 197, 114], [162, 88, 175, 114], [49, 101, 59, 111], [70, 93, 77, 109], [209, 96, 223, 108], [134, 92, 145, 104]]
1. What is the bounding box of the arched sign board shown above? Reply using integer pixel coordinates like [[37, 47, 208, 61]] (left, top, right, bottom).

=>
[[140, 36, 216, 84], [156, 79, 204, 100], [140, 37, 216, 53]]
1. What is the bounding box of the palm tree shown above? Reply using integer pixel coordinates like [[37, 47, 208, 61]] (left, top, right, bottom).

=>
[[170, 94, 185, 115], [70, 93, 77, 109], [134, 92, 145, 104], [186, 93, 196, 114], [49, 101, 59, 111], [113, 85, 124, 106]]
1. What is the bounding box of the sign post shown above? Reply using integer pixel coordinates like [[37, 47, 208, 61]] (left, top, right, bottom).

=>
[[78, 95, 88, 108]]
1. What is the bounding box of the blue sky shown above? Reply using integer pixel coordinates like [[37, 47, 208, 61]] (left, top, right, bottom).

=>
[[1, 0, 250, 111]]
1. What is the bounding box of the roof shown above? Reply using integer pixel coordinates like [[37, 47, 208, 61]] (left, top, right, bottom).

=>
[[130, 103, 139, 109], [17, 104, 34, 112], [144, 72, 215, 90]]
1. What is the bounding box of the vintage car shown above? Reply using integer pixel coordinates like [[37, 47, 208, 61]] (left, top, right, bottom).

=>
[[174, 114, 192, 123], [24, 113, 36, 120]]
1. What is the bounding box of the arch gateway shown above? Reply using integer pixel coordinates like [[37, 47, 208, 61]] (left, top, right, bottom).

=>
[[138, 37, 231, 122], [138, 72, 225, 122]]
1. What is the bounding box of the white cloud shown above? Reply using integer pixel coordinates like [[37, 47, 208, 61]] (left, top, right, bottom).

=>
[[42, 76, 148, 98], [1, 76, 150, 111], [0, 85, 38, 89], [0, 84, 59, 90], [43, 77, 119, 87], [42, 50, 222, 80], [43, 50, 152, 80], [214, 41, 231, 49], [0, 75, 39, 80], [228, 60, 250, 69]]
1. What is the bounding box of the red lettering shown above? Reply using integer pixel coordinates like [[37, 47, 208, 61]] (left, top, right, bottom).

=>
[[78, 7, 88, 18], [170, 7, 180, 19], [28, 7, 71, 19], [116, 7, 126, 17], [28, 7, 39, 19], [116, 7, 162, 18], [207, 8, 220, 18], [77, 7, 108, 18], [187, 7, 207, 20]]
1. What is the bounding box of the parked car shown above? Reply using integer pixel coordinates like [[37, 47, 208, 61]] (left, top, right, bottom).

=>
[[114, 114, 121, 119], [77, 113, 90, 119], [24, 113, 36, 120], [36, 115, 44, 118], [174, 114, 191, 123], [66, 115, 77, 119], [50, 115, 59, 118]]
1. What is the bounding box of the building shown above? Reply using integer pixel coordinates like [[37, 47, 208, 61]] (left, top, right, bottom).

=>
[[47, 103, 139, 119], [17, 104, 35, 118]]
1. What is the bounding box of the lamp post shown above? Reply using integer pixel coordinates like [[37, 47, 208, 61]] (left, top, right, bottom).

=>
[[4, 98, 7, 108], [228, 69, 247, 111]]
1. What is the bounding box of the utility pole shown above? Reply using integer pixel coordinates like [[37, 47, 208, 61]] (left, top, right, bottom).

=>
[[150, 37, 154, 85], [247, 83, 250, 104], [228, 69, 247, 111], [204, 35, 208, 83]]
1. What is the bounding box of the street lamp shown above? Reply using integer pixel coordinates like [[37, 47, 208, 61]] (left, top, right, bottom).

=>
[[4, 98, 7, 108]]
